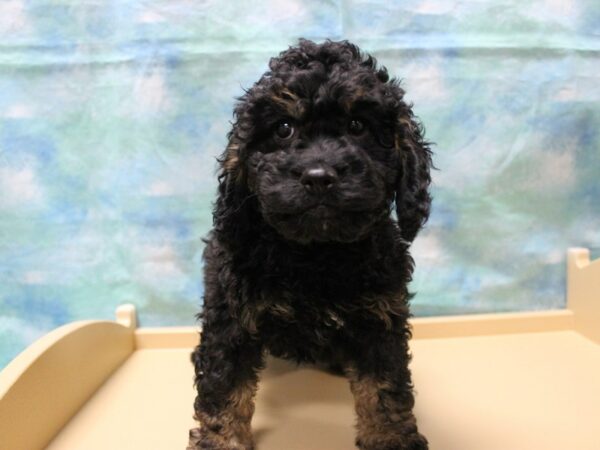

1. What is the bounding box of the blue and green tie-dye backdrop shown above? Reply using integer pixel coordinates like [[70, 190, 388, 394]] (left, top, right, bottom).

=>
[[1, 0, 599, 368]]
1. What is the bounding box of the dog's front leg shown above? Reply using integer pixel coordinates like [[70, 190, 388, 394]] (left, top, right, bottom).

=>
[[348, 331, 428, 450], [188, 323, 263, 450]]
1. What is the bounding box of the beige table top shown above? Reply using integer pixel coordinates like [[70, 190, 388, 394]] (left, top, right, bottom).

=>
[[46, 330, 600, 450]]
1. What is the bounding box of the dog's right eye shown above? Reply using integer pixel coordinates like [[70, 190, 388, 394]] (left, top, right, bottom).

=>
[[275, 121, 295, 140], [349, 118, 365, 135]]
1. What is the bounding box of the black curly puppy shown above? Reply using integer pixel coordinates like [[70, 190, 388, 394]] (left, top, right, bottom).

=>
[[189, 39, 432, 450]]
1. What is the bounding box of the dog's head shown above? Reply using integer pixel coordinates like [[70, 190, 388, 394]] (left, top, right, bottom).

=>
[[214, 39, 432, 245]]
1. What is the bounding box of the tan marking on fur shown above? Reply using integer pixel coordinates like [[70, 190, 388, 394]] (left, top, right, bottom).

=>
[[190, 382, 256, 450], [343, 87, 366, 112], [349, 371, 392, 444], [348, 369, 418, 449], [270, 88, 305, 119], [239, 306, 259, 335], [223, 141, 247, 184], [268, 302, 295, 320], [239, 302, 269, 335], [239, 302, 296, 334], [325, 309, 345, 328], [395, 132, 402, 152], [361, 296, 409, 330], [224, 143, 240, 172], [187, 427, 202, 450], [398, 115, 414, 130], [395, 115, 417, 152], [224, 155, 239, 172]]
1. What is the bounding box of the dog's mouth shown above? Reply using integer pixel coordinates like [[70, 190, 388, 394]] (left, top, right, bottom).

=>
[[302, 203, 341, 217], [276, 203, 370, 222], [264, 203, 385, 244], [290, 204, 339, 233]]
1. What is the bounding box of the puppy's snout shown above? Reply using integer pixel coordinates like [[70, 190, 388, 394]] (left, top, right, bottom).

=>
[[301, 165, 338, 195]]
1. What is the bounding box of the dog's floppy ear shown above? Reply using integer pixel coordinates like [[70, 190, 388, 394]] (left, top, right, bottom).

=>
[[394, 105, 433, 243], [212, 131, 254, 242]]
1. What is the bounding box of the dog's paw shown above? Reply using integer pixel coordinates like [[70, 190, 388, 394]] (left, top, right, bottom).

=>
[[356, 432, 428, 450], [403, 433, 429, 450], [187, 427, 254, 450]]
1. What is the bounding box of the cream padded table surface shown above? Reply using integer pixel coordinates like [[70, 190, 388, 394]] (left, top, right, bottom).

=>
[[1, 248, 599, 450]]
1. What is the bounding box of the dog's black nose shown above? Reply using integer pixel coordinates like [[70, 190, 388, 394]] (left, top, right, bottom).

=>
[[300, 165, 338, 195]]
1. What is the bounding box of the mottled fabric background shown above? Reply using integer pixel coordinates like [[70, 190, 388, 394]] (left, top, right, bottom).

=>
[[1, 0, 599, 368]]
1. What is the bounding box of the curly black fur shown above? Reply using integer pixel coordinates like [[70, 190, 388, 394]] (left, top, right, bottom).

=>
[[189, 39, 432, 450]]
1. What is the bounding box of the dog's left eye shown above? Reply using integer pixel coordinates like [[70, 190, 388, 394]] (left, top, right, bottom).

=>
[[275, 121, 295, 140], [349, 118, 365, 135]]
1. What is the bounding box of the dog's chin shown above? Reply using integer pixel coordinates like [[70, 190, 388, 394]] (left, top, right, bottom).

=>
[[263, 205, 382, 244]]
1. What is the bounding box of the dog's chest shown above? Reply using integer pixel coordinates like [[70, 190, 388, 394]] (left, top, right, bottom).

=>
[[230, 230, 410, 358], [257, 300, 351, 361], [240, 281, 408, 363], [263, 297, 347, 331]]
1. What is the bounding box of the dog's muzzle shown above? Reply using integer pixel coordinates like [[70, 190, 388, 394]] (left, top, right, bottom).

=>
[[255, 140, 387, 243]]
